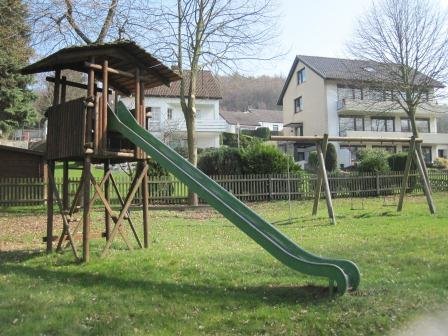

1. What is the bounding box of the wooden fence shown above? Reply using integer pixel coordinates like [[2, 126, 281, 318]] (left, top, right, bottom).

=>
[[1, 170, 448, 207]]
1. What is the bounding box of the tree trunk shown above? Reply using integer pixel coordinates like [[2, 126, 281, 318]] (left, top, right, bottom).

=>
[[185, 111, 198, 205]]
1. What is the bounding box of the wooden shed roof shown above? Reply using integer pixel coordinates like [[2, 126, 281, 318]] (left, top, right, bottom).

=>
[[21, 41, 181, 95]]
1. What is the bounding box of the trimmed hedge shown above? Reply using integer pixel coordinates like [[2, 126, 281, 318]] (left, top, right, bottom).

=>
[[357, 149, 390, 173]]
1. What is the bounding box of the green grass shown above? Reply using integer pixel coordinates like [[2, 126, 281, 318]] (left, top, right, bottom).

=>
[[1, 194, 448, 335]]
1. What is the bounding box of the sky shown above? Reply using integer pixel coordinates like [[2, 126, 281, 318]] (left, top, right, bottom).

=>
[[258, 0, 448, 77]]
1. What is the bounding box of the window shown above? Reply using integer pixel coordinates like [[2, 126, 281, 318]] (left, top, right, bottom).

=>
[[400, 118, 430, 133], [293, 144, 305, 161], [422, 147, 432, 163], [297, 68, 306, 84], [372, 145, 396, 153], [294, 123, 303, 136], [438, 149, 445, 158], [167, 108, 173, 120], [340, 145, 366, 164], [371, 117, 395, 132], [294, 96, 303, 113], [339, 117, 364, 136], [337, 84, 363, 101], [273, 124, 279, 132]]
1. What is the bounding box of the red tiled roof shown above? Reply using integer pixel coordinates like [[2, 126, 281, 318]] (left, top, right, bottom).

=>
[[145, 70, 222, 99]]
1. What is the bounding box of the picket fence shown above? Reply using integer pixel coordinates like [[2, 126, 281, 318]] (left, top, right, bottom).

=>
[[1, 170, 448, 207]]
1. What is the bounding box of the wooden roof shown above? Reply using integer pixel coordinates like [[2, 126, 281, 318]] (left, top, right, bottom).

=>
[[0, 144, 45, 157], [21, 41, 181, 95]]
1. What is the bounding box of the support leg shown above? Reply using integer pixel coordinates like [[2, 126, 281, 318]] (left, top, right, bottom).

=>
[[397, 138, 415, 212], [414, 149, 436, 214], [46, 161, 55, 253], [312, 134, 329, 216], [62, 161, 69, 211], [104, 159, 111, 240], [82, 156, 92, 262], [317, 142, 336, 224], [142, 160, 149, 248]]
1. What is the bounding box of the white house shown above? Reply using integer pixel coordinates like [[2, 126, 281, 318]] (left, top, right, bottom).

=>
[[220, 109, 283, 134], [125, 70, 227, 149], [277, 55, 448, 167]]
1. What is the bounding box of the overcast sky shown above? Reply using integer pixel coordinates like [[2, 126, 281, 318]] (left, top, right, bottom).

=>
[[257, 0, 448, 77]]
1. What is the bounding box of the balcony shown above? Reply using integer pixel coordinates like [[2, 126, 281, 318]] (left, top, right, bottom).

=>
[[337, 99, 448, 116], [149, 118, 229, 133], [344, 130, 448, 145]]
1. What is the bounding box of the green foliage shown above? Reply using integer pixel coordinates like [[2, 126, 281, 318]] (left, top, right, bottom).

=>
[[197, 147, 245, 175], [254, 127, 270, 139], [147, 158, 170, 177], [222, 132, 259, 149], [0, 0, 37, 135], [357, 149, 390, 173], [242, 142, 301, 174], [307, 151, 318, 171], [387, 152, 415, 171], [433, 157, 448, 169], [325, 143, 338, 172], [198, 143, 301, 175]]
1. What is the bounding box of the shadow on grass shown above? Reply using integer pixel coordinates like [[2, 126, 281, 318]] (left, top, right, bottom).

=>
[[0, 249, 44, 263], [0, 263, 333, 305]]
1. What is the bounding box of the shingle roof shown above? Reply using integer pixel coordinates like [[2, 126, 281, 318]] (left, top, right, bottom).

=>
[[277, 55, 444, 105], [220, 109, 283, 126], [145, 70, 222, 99], [21, 41, 181, 95]]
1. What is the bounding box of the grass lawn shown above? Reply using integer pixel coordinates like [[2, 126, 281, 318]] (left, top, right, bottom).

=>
[[0, 193, 447, 335]]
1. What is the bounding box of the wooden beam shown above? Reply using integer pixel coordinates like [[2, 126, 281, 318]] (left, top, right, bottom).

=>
[[46, 161, 55, 253], [46, 76, 112, 94], [316, 141, 336, 224], [82, 155, 92, 262], [104, 160, 111, 241], [271, 135, 423, 143], [397, 137, 416, 212], [102, 60, 109, 151], [85, 61, 134, 78], [413, 147, 436, 214], [312, 134, 329, 215]]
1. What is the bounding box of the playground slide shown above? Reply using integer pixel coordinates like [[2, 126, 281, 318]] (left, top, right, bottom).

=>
[[109, 102, 360, 294]]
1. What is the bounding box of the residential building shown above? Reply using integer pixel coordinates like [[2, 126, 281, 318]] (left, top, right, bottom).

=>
[[220, 108, 283, 134], [124, 70, 227, 149], [277, 55, 448, 167]]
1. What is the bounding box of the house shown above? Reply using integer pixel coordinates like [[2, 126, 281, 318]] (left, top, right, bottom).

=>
[[277, 55, 448, 167], [125, 70, 228, 149], [0, 145, 46, 178], [220, 109, 283, 134]]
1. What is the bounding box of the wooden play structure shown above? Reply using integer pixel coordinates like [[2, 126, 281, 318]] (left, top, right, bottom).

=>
[[271, 135, 436, 223], [21, 42, 180, 262]]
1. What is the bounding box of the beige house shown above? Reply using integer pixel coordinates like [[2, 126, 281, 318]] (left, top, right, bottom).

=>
[[277, 55, 448, 167]]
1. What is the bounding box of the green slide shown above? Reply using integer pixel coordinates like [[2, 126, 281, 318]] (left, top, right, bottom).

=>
[[109, 102, 360, 295]]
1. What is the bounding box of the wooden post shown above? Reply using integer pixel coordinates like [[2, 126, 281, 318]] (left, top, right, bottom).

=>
[[312, 133, 329, 215], [82, 156, 92, 262], [413, 147, 436, 214], [53, 69, 61, 106], [104, 159, 111, 240], [46, 161, 55, 253], [397, 137, 416, 211], [62, 161, 69, 211], [60, 76, 67, 103], [142, 161, 149, 248], [102, 60, 109, 151], [415, 142, 431, 192], [134, 68, 141, 158], [316, 141, 336, 224]]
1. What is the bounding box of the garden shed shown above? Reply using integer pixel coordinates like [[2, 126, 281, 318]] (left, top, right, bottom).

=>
[[0, 145, 46, 178]]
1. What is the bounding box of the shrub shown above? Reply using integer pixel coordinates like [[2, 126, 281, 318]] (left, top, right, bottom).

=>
[[147, 158, 170, 177], [325, 143, 338, 172], [254, 127, 271, 139], [357, 149, 390, 173], [197, 147, 245, 175], [307, 151, 318, 171], [242, 142, 301, 174], [387, 152, 415, 171], [222, 132, 258, 148], [433, 157, 448, 169]]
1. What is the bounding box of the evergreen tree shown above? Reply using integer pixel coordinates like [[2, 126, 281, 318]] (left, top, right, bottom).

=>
[[325, 143, 338, 172], [0, 0, 36, 136]]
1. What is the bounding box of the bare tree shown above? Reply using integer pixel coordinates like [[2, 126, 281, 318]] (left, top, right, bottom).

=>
[[150, 0, 279, 205], [348, 0, 448, 139]]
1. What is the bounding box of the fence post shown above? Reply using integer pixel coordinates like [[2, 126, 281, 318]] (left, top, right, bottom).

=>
[[376, 172, 380, 196], [268, 175, 273, 200]]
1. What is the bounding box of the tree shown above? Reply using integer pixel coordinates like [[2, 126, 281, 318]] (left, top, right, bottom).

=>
[[0, 0, 37, 135], [325, 143, 337, 172], [348, 0, 448, 140], [153, 0, 279, 205]]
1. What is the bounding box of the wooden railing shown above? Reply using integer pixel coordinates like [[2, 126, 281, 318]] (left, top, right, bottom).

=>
[[1, 170, 448, 207]]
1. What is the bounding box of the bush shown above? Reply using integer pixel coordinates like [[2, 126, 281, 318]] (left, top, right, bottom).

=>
[[198, 147, 245, 175], [433, 157, 448, 169], [357, 149, 390, 173], [147, 158, 170, 177], [387, 152, 415, 171], [307, 151, 318, 171], [325, 143, 338, 172], [254, 127, 271, 139], [222, 132, 258, 148], [242, 142, 301, 174]]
